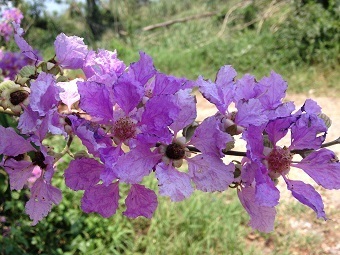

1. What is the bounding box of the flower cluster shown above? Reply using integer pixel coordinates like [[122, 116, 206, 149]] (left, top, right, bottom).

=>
[[0, 7, 23, 41], [0, 49, 38, 80], [0, 22, 339, 232]]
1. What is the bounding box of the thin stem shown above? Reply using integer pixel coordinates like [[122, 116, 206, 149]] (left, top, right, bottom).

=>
[[186, 145, 247, 157], [54, 135, 74, 163], [321, 137, 340, 148]]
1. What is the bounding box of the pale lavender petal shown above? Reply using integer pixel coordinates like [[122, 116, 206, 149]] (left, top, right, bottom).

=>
[[155, 162, 193, 201], [197, 65, 236, 113], [99, 146, 123, 185], [238, 186, 276, 233], [81, 182, 119, 218], [18, 106, 41, 134], [64, 158, 103, 191], [115, 146, 161, 184], [170, 89, 197, 134], [113, 74, 144, 114], [77, 81, 114, 123], [140, 95, 179, 144], [187, 154, 234, 192], [254, 163, 280, 207], [57, 78, 81, 111], [13, 25, 42, 62], [290, 114, 327, 150], [54, 33, 88, 69], [129, 51, 156, 85], [242, 125, 265, 160], [30, 72, 60, 116], [265, 116, 296, 145], [25, 178, 62, 225], [264, 101, 295, 120], [301, 99, 322, 114], [233, 74, 257, 102], [255, 71, 288, 110], [190, 115, 233, 158], [235, 98, 268, 127], [83, 49, 125, 85], [0, 126, 35, 156], [152, 73, 188, 96], [285, 178, 326, 219], [69, 116, 112, 158], [124, 184, 158, 218], [294, 149, 340, 189], [3, 158, 34, 190]]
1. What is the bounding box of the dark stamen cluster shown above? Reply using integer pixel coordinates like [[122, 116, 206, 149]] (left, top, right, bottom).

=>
[[165, 143, 186, 160]]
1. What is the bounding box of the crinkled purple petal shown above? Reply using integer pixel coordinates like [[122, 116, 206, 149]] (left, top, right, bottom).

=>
[[139, 95, 179, 144], [2, 158, 34, 190], [190, 115, 233, 158], [113, 74, 144, 114], [81, 182, 119, 218], [264, 101, 295, 120], [255, 71, 288, 110], [152, 73, 188, 96], [18, 106, 41, 134], [187, 154, 234, 192], [0, 126, 35, 156], [77, 81, 114, 123], [57, 78, 81, 111], [83, 49, 125, 85], [64, 158, 103, 191], [265, 116, 296, 145], [115, 145, 161, 184], [235, 98, 268, 127], [13, 24, 42, 62], [99, 146, 123, 185], [234, 74, 257, 102], [54, 33, 88, 69], [124, 184, 158, 218], [290, 114, 327, 150], [129, 51, 156, 86], [238, 186, 276, 233], [30, 72, 60, 116], [69, 116, 112, 158], [25, 178, 62, 225], [242, 125, 265, 160], [254, 163, 280, 207], [241, 161, 257, 187], [285, 178, 326, 219], [294, 148, 340, 189], [197, 65, 236, 113], [170, 89, 197, 134], [301, 99, 322, 115], [155, 162, 193, 201]]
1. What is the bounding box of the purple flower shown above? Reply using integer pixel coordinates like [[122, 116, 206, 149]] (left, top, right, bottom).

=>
[[83, 49, 125, 86], [54, 33, 88, 69], [0, 8, 23, 41], [238, 101, 338, 231]]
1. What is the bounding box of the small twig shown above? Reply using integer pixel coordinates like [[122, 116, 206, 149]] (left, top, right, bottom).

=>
[[321, 137, 340, 148], [186, 145, 247, 157], [142, 11, 218, 31], [217, 1, 252, 37], [54, 135, 74, 163]]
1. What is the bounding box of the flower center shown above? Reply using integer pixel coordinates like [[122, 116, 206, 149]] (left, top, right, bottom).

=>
[[267, 147, 292, 176], [113, 117, 137, 142], [165, 143, 186, 160]]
